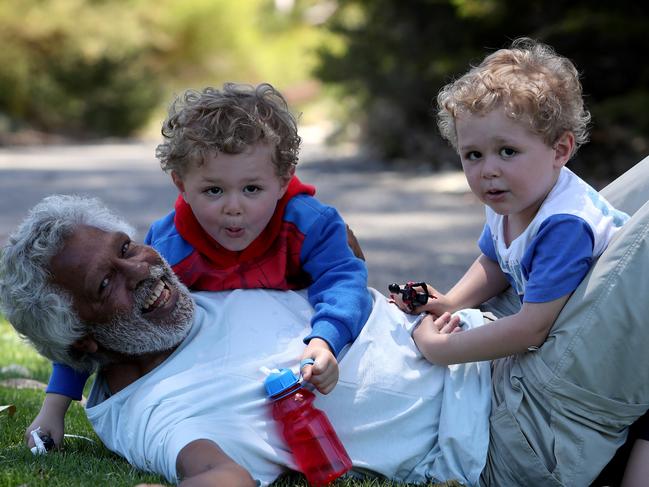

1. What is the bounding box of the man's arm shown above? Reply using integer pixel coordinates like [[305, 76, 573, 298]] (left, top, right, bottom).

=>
[[176, 439, 257, 487], [345, 224, 365, 261], [24, 392, 72, 448]]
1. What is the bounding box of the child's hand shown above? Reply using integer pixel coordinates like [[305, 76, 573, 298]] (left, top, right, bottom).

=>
[[412, 313, 463, 364], [24, 393, 72, 449], [389, 283, 450, 316], [428, 312, 463, 335], [300, 338, 339, 395]]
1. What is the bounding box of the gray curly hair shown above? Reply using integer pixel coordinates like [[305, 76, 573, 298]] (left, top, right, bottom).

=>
[[437, 37, 591, 157], [0, 195, 135, 372], [156, 82, 301, 179]]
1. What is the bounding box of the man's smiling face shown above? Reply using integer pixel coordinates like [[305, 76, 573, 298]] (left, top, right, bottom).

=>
[[49, 225, 194, 356]]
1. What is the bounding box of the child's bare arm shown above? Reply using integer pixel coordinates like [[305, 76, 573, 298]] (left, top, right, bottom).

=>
[[413, 294, 570, 365], [443, 253, 510, 311], [392, 254, 509, 316]]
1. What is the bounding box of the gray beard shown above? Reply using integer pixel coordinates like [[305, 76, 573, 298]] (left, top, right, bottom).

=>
[[92, 263, 194, 356]]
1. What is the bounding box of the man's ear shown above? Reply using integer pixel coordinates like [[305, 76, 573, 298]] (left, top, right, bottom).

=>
[[71, 336, 98, 354], [171, 171, 186, 195], [553, 131, 575, 168]]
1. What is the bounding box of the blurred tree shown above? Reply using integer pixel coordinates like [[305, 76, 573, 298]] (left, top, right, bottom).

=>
[[0, 0, 162, 137], [315, 0, 649, 181], [0, 0, 330, 140]]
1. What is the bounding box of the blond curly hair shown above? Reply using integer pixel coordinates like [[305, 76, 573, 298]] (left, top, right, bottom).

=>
[[437, 38, 590, 157], [156, 82, 301, 179]]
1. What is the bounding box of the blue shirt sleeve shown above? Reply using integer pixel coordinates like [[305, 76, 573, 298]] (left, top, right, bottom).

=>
[[144, 224, 154, 245], [522, 215, 595, 303], [297, 204, 372, 357], [46, 363, 90, 400], [478, 224, 498, 262], [145, 211, 194, 267]]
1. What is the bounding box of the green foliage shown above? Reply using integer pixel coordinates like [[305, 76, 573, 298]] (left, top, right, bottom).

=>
[[0, 0, 331, 139], [0, 0, 163, 137], [315, 0, 649, 178]]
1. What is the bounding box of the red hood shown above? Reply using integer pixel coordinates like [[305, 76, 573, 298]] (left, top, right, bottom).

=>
[[174, 176, 316, 267]]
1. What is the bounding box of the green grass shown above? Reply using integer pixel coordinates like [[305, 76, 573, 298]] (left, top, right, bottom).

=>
[[0, 318, 461, 487]]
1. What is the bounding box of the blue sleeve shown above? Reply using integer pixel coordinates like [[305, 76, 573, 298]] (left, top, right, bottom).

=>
[[522, 215, 595, 303], [46, 363, 90, 400], [145, 211, 194, 266], [478, 224, 498, 262], [291, 199, 371, 357]]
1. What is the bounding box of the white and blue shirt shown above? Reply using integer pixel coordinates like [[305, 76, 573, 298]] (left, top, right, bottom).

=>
[[479, 167, 629, 303]]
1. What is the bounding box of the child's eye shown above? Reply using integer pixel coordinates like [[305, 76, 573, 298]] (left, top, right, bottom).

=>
[[204, 187, 223, 196], [500, 147, 517, 157], [465, 151, 481, 161], [243, 185, 261, 194]]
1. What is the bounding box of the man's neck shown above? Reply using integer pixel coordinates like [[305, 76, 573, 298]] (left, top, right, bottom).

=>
[[101, 348, 176, 394]]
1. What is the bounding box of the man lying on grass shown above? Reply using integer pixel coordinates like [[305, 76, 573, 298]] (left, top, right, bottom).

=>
[[4, 162, 649, 486], [0, 195, 491, 487]]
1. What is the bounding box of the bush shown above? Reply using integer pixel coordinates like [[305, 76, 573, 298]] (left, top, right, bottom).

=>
[[315, 0, 649, 179], [0, 0, 165, 138], [0, 0, 330, 140]]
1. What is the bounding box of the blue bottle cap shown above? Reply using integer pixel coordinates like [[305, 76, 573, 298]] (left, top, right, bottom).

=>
[[264, 368, 299, 398]]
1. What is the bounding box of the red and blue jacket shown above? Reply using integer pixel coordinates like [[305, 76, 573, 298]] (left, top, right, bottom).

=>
[[48, 177, 371, 399]]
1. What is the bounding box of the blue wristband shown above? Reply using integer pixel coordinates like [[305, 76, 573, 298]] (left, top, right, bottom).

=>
[[300, 358, 315, 370]]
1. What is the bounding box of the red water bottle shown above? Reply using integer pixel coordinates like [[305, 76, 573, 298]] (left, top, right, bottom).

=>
[[263, 363, 352, 486]]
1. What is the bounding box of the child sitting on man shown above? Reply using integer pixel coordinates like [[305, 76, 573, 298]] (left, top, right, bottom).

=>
[[29, 83, 372, 448], [392, 38, 629, 365]]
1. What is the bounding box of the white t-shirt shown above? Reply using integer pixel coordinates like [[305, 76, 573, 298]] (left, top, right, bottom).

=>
[[479, 167, 629, 301], [86, 289, 491, 486]]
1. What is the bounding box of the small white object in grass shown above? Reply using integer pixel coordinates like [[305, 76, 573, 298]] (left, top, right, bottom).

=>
[[29, 430, 95, 455], [63, 434, 95, 444], [30, 427, 47, 455]]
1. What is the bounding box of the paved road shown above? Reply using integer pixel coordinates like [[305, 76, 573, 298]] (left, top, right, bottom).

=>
[[0, 137, 484, 293]]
